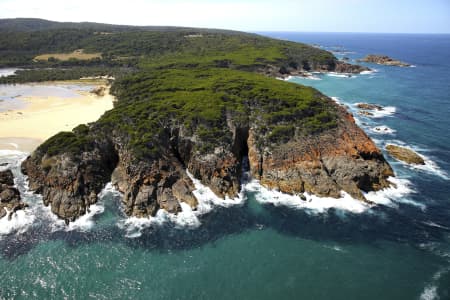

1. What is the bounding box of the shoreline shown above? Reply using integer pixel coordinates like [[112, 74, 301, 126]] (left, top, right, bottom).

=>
[[0, 80, 115, 152]]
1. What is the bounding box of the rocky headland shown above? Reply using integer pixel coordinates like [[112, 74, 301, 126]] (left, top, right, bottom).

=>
[[21, 68, 394, 223], [358, 55, 411, 67]]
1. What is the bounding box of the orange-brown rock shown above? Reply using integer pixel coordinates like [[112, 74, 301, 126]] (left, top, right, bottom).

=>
[[248, 106, 393, 201]]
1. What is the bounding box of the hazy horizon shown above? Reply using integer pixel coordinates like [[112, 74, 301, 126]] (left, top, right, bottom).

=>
[[0, 0, 449, 34]]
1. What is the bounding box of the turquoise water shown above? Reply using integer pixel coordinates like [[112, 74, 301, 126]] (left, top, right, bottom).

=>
[[1, 33, 450, 299]]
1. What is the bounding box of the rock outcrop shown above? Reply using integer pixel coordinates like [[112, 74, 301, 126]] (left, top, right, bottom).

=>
[[260, 61, 370, 79], [21, 138, 118, 223], [356, 103, 383, 111], [386, 145, 425, 165], [358, 55, 410, 67], [0, 170, 28, 220]]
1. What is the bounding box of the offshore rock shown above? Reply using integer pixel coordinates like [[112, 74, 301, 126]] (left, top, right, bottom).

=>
[[386, 145, 425, 165], [0, 169, 28, 220], [358, 55, 411, 67]]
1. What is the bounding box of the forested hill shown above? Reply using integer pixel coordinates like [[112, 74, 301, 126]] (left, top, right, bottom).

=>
[[0, 18, 242, 33], [0, 18, 365, 80]]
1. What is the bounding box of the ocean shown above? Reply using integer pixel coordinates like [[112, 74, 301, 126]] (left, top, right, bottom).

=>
[[1, 33, 449, 299]]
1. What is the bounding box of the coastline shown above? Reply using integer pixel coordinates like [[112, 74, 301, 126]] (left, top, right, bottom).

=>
[[0, 80, 115, 152]]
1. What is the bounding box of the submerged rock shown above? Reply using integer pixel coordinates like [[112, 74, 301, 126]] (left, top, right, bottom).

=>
[[0, 169, 28, 220], [357, 110, 374, 117], [385, 145, 425, 165], [358, 55, 410, 67]]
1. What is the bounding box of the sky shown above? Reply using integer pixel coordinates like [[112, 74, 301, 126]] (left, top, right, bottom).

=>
[[0, 0, 449, 33]]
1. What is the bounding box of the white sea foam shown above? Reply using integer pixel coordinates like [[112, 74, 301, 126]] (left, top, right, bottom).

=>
[[410, 154, 449, 180], [364, 177, 421, 208], [246, 180, 369, 214], [420, 267, 450, 300], [354, 103, 396, 118], [118, 171, 247, 238], [48, 183, 116, 232], [326, 72, 355, 78], [188, 171, 246, 213], [302, 75, 322, 80], [360, 69, 378, 75], [0, 208, 36, 238], [331, 97, 343, 105], [248, 174, 418, 214], [371, 125, 396, 135], [118, 202, 202, 238], [66, 203, 105, 232], [422, 221, 449, 230], [323, 244, 347, 253], [0, 150, 37, 237], [420, 285, 438, 300], [371, 106, 396, 118]]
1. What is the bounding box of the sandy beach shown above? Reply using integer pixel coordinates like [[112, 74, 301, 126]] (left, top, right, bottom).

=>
[[0, 80, 115, 151]]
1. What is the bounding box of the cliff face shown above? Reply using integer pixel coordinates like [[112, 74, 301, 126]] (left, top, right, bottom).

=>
[[21, 69, 394, 223], [21, 139, 117, 223], [247, 107, 393, 201]]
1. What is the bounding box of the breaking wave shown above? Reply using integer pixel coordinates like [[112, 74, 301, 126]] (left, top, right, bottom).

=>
[[371, 125, 396, 135], [118, 171, 246, 238]]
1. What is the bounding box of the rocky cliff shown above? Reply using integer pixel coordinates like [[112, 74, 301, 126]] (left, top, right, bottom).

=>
[[21, 68, 394, 223]]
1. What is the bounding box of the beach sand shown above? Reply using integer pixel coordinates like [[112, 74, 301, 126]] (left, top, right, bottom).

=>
[[0, 81, 115, 152]]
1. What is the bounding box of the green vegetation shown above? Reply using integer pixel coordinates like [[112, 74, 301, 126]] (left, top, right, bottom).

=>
[[97, 68, 337, 157], [37, 125, 95, 156], [1, 19, 341, 158]]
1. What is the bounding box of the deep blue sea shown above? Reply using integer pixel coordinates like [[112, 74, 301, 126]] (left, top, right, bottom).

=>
[[1, 33, 450, 299]]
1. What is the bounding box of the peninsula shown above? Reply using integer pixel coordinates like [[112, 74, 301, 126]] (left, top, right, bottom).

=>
[[0, 19, 393, 223]]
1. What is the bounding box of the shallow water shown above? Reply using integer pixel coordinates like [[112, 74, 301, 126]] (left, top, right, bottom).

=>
[[1, 33, 450, 299], [0, 82, 99, 112]]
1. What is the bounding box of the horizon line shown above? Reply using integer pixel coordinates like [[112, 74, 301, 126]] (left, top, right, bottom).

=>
[[1, 17, 449, 35]]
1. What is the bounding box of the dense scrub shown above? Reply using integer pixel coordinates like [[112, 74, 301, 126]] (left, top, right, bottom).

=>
[[0, 19, 336, 80]]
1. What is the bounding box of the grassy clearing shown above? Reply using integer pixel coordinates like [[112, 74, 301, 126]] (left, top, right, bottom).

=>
[[34, 49, 102, 61]]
